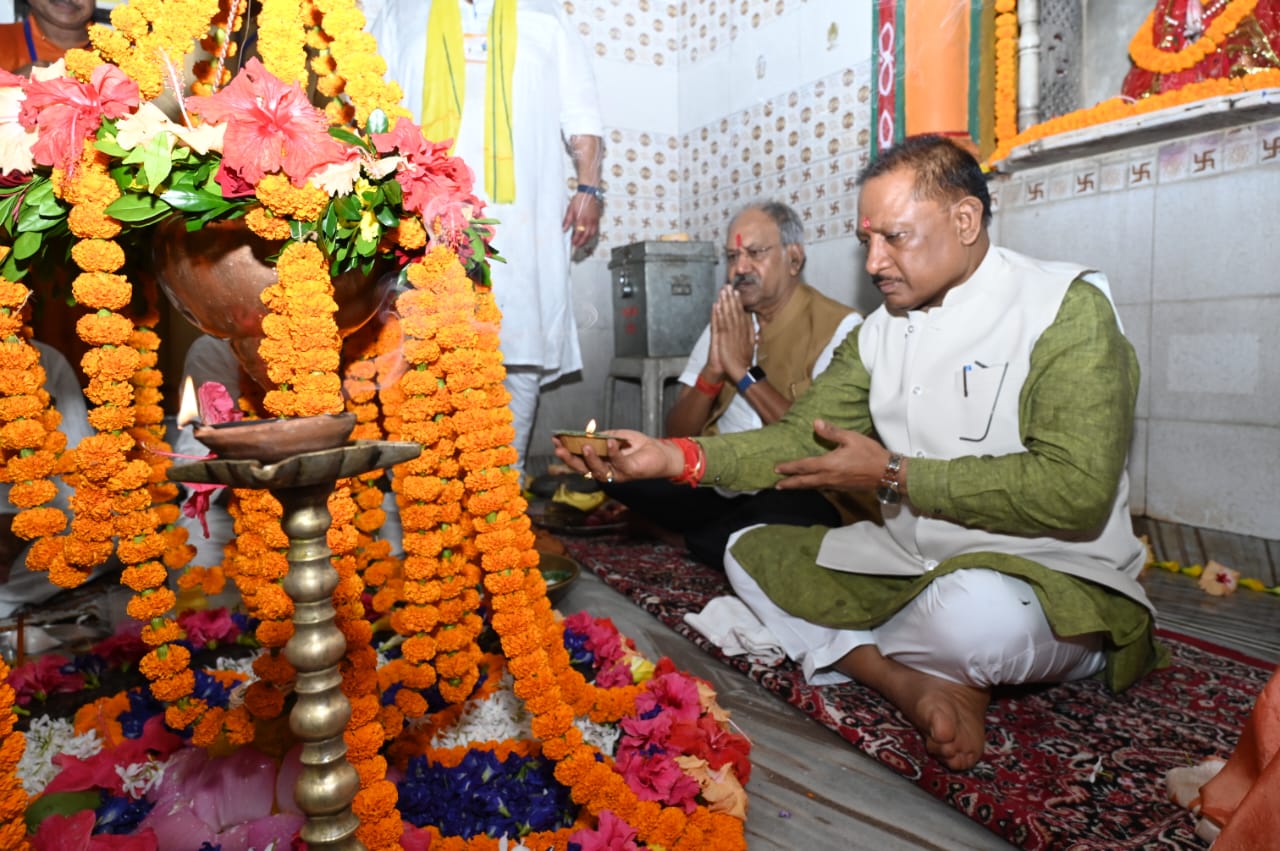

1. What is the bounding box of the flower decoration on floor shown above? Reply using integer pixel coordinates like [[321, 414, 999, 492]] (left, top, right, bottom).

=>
[[0, 0, 751, 848], [8, 609, 751, 850]]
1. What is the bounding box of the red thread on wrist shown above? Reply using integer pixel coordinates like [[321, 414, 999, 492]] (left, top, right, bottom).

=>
[[667, 438, 706, 487], [694, 375, 723, 398]]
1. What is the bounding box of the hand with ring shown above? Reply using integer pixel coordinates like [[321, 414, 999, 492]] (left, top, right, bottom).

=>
[[552, 429, 683, 483]]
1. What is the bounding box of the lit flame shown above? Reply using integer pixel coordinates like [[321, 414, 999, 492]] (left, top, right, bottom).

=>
[[176, 376, 201, 428], [585, 418, 596, 435]]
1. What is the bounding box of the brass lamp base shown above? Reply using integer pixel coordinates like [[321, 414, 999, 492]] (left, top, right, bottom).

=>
[[170, 440, 421, 849]]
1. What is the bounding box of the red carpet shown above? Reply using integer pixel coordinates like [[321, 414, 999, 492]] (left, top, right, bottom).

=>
[[562, 535, 1272, 850]]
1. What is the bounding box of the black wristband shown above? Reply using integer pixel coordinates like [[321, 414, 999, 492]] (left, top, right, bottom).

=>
[[576, 183, 604, 201]]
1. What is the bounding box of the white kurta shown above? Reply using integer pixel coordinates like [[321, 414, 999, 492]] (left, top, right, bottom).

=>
[[370, 0, 603, 380], [678, 312, 864, 436]]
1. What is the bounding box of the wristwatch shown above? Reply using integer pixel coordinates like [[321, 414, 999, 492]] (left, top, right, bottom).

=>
[[876, 452, 903, 505], [735, 365, 766, 394]]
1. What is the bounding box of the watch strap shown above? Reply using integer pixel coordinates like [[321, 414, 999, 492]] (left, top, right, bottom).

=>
[[876, 452, 903, 505], [735, 365, 765, 394]]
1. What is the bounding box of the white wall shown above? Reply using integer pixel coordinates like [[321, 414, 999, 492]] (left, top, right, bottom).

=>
[[992, 121, 1280, 540]]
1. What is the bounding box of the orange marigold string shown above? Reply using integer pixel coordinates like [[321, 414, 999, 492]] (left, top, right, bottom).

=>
[[0, 659, 30, 848]]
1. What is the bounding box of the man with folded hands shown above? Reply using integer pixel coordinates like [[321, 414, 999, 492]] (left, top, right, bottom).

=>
[[602, 200, 864, 568]]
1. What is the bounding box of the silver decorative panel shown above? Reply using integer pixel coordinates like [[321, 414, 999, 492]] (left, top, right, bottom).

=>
[[1039, 0, 1084, 121]]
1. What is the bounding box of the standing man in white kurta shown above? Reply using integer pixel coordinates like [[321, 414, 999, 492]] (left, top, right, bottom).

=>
[[369, 0, 604, 475]]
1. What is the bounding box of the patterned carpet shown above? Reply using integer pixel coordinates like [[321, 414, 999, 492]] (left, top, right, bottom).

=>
[[561, 534, 1274, 851]]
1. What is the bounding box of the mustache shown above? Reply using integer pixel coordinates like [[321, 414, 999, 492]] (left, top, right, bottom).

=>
[[871, 275, 900, 287], [731, 273, 759, 288]]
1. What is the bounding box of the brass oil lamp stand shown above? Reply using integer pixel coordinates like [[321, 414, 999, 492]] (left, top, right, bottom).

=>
[[169, 437, 420, 850]]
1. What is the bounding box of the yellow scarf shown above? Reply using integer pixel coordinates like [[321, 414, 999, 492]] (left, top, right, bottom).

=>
[[421, 0, 517, 203]]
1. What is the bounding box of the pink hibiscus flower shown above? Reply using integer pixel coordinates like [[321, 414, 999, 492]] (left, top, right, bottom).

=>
[[6, 653, 83, 705], [616, 749, 701, 813], [635, 671, 702, 723], [372, 118, 482, 240], [568, 810, 640, 851], [616, 709, 675, 762], [178, 607, 239, 648], [32, 810, 158, 851], [186, 58, 346, 188], [19, 64, 139, 177], [91, 620, 149, 668], [44, 716, 183, 797]]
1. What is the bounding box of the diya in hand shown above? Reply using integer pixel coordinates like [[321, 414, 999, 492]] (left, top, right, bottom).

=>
[[554, 418, 627, 456]]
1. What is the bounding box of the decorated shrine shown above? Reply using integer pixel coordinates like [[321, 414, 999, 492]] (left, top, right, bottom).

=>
[[0, 0, 751, 848]]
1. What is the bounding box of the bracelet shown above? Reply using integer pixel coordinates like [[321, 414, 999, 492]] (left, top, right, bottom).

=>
[[667, 438, 706, 487], [576, 183, 604, 202], [694, 375, 723, 398]]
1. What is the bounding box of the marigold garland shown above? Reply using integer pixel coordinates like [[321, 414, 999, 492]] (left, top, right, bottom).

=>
[[0, 659, 29, 849], [1129, 0, 1259, 74], [987, 67, 1280, 166], [4, 0, 752, 845]]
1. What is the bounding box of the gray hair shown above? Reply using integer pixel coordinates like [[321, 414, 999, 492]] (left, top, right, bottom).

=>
[[730, 200, 806, 248]]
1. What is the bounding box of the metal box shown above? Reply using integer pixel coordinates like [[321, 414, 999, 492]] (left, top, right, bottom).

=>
[[609, 240, 719, 358]]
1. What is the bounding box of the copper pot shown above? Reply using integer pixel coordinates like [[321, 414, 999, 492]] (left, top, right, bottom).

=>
[[153, 217, 395, 390]]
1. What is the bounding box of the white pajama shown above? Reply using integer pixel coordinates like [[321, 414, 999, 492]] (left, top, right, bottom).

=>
[[724, 526, 1106, 688], [503, 366, 542, 476]]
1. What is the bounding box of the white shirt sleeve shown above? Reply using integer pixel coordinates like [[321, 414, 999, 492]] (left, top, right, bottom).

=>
[[550, 2, 603, 137], [812, 312, 864, 377], [678, 325, 713, 387]]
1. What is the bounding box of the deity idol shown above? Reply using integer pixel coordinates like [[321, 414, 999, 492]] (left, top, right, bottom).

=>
[[1122, 0, 1280, 100]]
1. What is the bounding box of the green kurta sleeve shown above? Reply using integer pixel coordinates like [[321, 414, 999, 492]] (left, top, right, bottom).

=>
[[696, 330, 875, 489], [906, 280, 1139, 535], [696, 278, 1137, 540]]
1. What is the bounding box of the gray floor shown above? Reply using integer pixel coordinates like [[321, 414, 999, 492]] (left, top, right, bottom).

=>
[[557, 557, 1279, 851], [7, 527, 1275, 850]]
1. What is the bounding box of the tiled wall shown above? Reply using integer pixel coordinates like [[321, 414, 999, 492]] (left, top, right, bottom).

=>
[[992, 120, 1280, 540]]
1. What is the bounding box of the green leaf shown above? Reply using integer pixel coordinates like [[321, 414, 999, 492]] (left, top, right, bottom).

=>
[[15, 207, 61, 234], [329, 126, 366, 149], [95, 136, 128, 158], [136, 133, 178, 192], [11, 229, 41, 261], [0, 253, 27, 281], [367, 108, 390, 135], [159, 187, 226, 214], [375, 205, 399, 227], [25, 790, 102, 833], [334, 194, 362, 220], [382, 180, 402, 206], [105, 193, 172, 223]]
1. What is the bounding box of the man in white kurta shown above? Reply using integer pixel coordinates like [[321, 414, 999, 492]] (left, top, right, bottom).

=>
[[369, 0, 604, 473]]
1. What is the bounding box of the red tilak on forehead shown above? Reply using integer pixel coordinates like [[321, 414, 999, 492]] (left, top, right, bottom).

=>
[[736, 233, 743, 247], [861, 217, 871, 229]]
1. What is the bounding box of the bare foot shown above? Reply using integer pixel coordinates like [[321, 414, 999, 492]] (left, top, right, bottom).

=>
[[837, 646, 990, 771]]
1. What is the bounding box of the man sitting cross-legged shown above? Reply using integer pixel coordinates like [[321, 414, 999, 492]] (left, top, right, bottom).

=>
[[556, 134, 1164, 770]]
